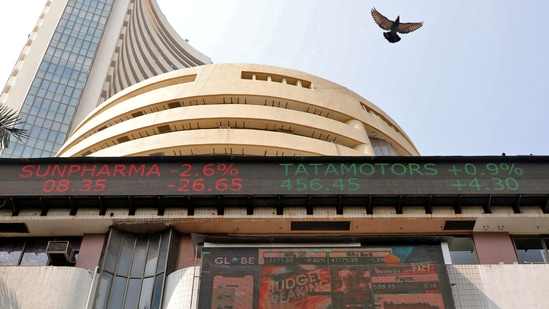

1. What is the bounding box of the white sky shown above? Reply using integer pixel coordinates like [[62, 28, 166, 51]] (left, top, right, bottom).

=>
[[1, 1, 548, 156]]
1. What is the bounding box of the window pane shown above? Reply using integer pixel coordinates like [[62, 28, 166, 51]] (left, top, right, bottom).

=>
[[109, 275, 127, 309], [95, 228, 170, 309], [156, 230, 170, 274], [94, 272, 113, 309], [104, 229, 122, 273], [448, 237, 478, 264], [0, 241, 24, 265], [117, 234, 136, 276], [138, 277, 154, 309], [20, 239, 49, 266], [515, 238, 547, 264], [543, 239, 549, 255], [371, 138, 398, 156], [124, 278, 141, 309], [130, 236, 148, 277], [144, 236, 159, 277], [151, 274, 164, 309]]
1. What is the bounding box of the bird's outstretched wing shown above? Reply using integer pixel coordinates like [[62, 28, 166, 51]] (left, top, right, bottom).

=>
[[397, 22, 423, 34], [371, 8, 393, 30]]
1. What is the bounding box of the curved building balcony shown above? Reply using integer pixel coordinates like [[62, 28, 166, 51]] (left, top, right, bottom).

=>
[[57, 63, 418, 157]]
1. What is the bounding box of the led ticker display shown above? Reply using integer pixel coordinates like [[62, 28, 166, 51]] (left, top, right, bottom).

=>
[[198, 246, 455, 309], [0, 156, 548, 196]]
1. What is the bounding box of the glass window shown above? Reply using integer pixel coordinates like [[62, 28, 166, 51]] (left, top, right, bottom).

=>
[[44, 142, 55, 153], [0, 237, 81, 266], [144, 236, 159, 276], [117, 234, 135, 276], [151, 274, 164, 308], [514, 238, 548, 264], [130, 236, 148, 277], [56, 133, 66, 145], [104, 228, 122, 273], [35, 139, 46, 150], [124, 278, 141, 309], [156, 233, 169, 273], [447, 237, 478, 264], [109, 276, 127, 308], [37, 88, 47, 97], [371, 138, 399, 156], [0, 241, 24, 265], [26, 115, 37, 124], [94, 228, 174, 309], [139, 277, 154, 308], [21, 146, 33, 157], [1, 0, 114, 158], [52, 121, 62, 131], [94, 272, 113, 309]]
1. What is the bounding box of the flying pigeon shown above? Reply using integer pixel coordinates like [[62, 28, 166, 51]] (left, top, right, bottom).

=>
[[370, 8, 423, 43]]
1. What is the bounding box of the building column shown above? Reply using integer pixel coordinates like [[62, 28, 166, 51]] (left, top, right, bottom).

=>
[[75, 233, 106, 270], [177, 233, 197, 269], [473, 232, 518, 264]]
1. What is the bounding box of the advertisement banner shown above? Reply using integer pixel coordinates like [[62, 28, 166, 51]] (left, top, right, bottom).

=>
[[198, 246, 454, 309]]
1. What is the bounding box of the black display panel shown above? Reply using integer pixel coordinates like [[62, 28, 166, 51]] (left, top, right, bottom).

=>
[[198, 246, 455, 309], [0, 156, 547, 196]]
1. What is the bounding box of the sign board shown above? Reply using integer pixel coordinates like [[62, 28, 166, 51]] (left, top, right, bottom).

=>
[[0, 156, 547, 197], [198, 245, 455, 308]]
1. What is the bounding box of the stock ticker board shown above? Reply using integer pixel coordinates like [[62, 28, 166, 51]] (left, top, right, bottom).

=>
[[0, 156, 548, 197]]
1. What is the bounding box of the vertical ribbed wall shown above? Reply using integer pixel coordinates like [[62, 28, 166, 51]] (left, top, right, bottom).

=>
[[102, 0, 211, 101]]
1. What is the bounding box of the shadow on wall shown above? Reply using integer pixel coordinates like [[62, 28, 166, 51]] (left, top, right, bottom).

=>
[[0, 278, 19, 309], [447, 265, 499, 309]]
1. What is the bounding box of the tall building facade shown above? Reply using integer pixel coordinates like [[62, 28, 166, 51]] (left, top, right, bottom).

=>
[[0, 0, 210, 158]]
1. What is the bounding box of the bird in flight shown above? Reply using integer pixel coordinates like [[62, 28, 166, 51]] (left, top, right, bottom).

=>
[[370, 8, 423, 43]]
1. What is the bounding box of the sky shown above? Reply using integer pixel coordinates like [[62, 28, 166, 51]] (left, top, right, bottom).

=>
[[0, 1, 548, 156]]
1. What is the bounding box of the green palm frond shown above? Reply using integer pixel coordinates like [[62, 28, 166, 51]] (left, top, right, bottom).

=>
[[0, 105, 29, 149]]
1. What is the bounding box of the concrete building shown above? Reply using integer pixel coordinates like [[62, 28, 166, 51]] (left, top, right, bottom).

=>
[[2, 1, 549, 309], [56, 63, 418, 158], [0, 0, 210, 158], [3, 63, 549, 308]]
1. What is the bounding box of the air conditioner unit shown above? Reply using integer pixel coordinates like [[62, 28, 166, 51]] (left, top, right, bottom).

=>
[[46, 241, 74, 264]]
